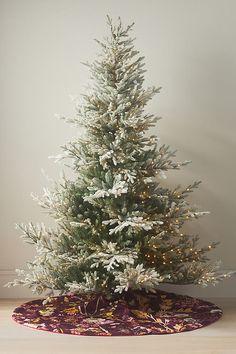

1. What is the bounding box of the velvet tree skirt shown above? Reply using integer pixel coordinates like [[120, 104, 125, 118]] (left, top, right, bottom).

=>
[[12, 290, 222, 336]]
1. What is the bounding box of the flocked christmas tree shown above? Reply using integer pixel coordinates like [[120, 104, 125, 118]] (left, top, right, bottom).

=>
[[7, 17, 233, 297]]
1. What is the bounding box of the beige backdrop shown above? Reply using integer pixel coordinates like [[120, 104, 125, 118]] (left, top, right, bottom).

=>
[[1, 0, 235, 298]]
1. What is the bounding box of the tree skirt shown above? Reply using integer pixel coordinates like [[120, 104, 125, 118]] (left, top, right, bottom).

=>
[[12, 290, 222, 336]]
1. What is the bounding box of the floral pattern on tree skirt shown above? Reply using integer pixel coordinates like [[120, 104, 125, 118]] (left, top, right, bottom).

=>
[[12, 290, 222, 336]]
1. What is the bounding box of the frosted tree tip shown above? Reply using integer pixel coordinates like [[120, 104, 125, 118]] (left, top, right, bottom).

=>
[[54, 113, 65, 120], [106, 15, 113, 29], [80, 61, 90, 67], [3, 281, 12, 288], [69, 94, 79, 103], [183, 160, 192, 165]]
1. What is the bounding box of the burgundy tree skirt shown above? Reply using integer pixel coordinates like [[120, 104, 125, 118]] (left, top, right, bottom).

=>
[[12, 290, 222, 336]]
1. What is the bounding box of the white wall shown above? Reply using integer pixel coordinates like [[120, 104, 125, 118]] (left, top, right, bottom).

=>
[[0, 0, 235, 298]]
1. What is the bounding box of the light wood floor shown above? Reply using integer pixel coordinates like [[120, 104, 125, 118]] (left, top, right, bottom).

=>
[[0, 298, 236, 354]]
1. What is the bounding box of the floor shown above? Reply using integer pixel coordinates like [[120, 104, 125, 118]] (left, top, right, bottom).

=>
[[0, 298, 236, 354]]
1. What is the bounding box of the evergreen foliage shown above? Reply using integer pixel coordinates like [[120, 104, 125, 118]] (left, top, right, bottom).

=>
[[7, 17, 234, 296]]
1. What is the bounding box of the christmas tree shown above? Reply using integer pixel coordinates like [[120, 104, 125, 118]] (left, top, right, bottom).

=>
[[7, 17, 233, 297]]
